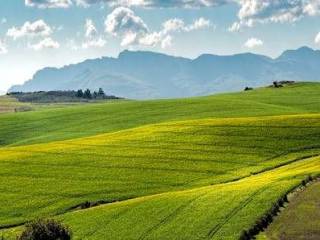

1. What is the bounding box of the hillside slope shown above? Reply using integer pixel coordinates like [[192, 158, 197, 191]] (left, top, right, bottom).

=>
[[9, 47, 320, 99], [0, 83, 319, 239], [1, 118, 319, 239], [1, 82, 320, 147], [58, 155, 320, 240]]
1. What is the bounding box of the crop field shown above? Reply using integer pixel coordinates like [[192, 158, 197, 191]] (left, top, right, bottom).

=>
[[1, 82, 320, 147], [0, 82, 320, 239]]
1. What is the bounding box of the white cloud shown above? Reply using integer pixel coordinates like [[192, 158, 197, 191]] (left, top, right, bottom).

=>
[[162, 17, 211, 33], [105, 7, 149, 46], [244, 37, 263, 48], [81, 19, 107, 48], [161, 35, 172, 49], [85, 19, 98, 38], [74, 0, 103, 7], [26, 0, 230, 8], [315, 32, 320, 44], [105, 7, 148, 36], [23, 0, 320, 34], [7, 19, 52, 40], [82, 37, 106, 48], [104, 7, 210, 47], [185, 17, 211, 31], [25, 0, 72, 8], [139, 32, 162, 46], [228, 21, 241, 32], [162, 18, 185, 33], [304, 0, 320, 16], [30, 37, 60, 50], [230, 0, 320, 31], [0, 39, 7, 54], [75, 0, 229, 8]]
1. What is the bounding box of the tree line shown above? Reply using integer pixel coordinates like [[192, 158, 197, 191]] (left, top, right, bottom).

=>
[[76, 88, 106, 99], [7, 88, 121, 103]]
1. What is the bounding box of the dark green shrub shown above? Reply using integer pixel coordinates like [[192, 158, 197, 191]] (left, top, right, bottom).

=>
[[239, 230, 250, 240], [244, 87, 253, 91], [18, 219, 72, 240]]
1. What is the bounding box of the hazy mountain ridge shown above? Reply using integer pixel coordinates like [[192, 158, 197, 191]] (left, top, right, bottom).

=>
[[10, 46, 320, 99]]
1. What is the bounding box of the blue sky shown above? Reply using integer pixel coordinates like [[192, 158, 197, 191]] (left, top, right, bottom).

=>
[[1, 0, 320, 92]]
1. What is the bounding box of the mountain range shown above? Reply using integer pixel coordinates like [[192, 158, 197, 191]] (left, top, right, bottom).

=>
[[9, 46, 320, 99]]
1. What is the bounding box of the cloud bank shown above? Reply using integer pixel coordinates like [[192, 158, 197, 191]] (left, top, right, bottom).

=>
[[230, 0, 320, 31], [26, 0, 230, 8], [30, 37, 60, 50], [105, 7, 211, 47], [25, 0, 72, 8], [7, 20, 52, 40]]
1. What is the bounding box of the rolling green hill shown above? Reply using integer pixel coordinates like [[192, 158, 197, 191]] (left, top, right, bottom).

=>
[[0, 82, 320, 147], [0, 82, 319, 239]]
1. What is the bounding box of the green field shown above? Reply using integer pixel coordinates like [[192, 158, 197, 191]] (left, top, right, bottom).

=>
[[0, 95, 32, 114], [0, 82, 319, 239], [1, 82, 320, 147], [259, 181, 320, 240]]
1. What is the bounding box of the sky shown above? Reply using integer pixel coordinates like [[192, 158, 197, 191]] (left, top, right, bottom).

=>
[[1, 0, 320, 92]]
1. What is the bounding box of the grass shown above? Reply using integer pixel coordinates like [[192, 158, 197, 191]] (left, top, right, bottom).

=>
[[2, 155, 319, 239], [0, 82, 319, 239], [258, 181, 320, 240], [0, 82, 320, 147], [0, 114, 320, 229], [0, 95, 32, 114], [59, 155, 319, 240]]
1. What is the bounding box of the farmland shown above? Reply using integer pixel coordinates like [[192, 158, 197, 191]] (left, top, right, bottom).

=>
[[259, 181, 320, 240], [0, 82, 319, 239], [0, 95, 32, 114]]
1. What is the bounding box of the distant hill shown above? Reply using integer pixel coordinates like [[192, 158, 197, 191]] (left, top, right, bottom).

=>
[[9, 46, 320, 99]]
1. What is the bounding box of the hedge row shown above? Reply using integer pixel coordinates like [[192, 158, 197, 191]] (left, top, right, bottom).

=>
[[239, 175, 318, 240]]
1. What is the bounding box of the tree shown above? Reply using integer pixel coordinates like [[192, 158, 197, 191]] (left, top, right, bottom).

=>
[[93, 91, 98, 99], [98, 88, 105, 98], [76, 89, 83, 98], [18, 219, 72, 240], [83, 89, 92, 99], [273, 81, 283, 88]]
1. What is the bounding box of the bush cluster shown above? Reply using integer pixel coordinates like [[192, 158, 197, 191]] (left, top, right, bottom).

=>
[[239, 175, 316, 240], [18, 219, 72, 240]]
